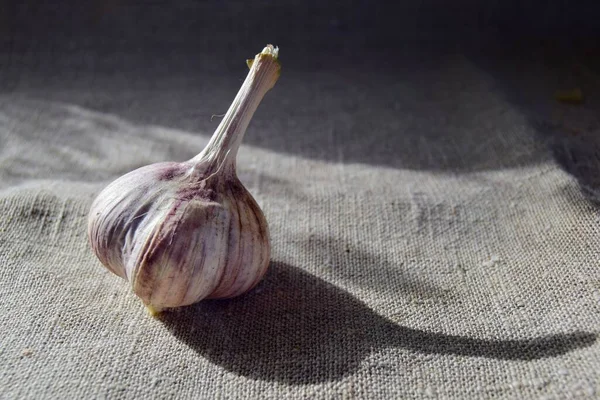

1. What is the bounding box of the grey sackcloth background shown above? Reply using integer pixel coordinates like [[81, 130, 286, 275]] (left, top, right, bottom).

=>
[[1, 2, 600, 399]]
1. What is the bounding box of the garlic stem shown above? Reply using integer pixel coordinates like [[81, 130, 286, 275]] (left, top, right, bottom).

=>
[[194, 45, 281, 170]]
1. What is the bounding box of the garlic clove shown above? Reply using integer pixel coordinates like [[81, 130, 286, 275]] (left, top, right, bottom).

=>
[[88, 45, 280, 314]]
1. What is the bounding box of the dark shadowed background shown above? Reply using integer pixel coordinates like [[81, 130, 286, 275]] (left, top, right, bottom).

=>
[[2, 1, 600, 178]]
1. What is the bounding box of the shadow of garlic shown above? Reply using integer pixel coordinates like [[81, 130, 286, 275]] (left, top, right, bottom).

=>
[[88, 45, 281, 315]]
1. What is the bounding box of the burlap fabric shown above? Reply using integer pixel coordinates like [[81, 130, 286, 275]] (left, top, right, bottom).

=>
[[1, 2, 599, 399]]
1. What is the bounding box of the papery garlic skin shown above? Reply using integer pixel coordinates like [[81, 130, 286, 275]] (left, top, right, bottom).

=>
[[88, 161, 270, 310], [87, 45, 279, 313]]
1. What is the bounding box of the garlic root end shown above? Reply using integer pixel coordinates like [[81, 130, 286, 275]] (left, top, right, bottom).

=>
[[145, 304, 163, 317]]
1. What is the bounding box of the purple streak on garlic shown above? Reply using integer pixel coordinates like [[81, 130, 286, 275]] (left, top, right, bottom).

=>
[[87, 45, 280, 314]]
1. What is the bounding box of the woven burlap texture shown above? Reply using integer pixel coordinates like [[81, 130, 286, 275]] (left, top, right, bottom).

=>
[[1, 35, 599, 398]]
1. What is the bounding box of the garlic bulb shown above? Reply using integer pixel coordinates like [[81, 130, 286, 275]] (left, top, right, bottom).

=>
[[88, 45, 281, 314]]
